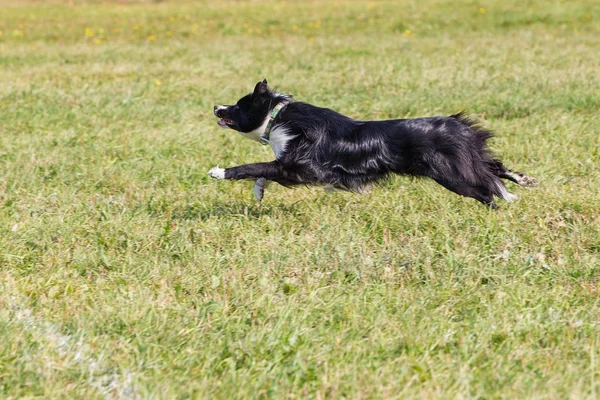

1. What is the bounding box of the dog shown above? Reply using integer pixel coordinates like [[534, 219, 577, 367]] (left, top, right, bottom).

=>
[[210, 79, 537, 208]]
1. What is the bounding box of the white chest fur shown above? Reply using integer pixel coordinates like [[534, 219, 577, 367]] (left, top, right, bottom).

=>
[[267, 125, 293, 159], [236, 113, 293, 159]]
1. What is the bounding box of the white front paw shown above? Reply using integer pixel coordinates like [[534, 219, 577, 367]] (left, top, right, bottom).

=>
[[208, 166, 225, 179]]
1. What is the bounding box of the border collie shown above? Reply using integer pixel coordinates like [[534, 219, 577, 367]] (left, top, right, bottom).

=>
[[210, 80, 537, 208]]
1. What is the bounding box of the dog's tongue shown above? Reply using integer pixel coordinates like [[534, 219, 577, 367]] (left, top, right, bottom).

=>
[[217, 119, 230, 126]]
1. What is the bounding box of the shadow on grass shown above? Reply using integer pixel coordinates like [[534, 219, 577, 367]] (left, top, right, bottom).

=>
[[171, 201, 304, 221]]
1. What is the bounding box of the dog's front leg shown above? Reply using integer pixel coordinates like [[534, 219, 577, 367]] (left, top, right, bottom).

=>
[[208, 161, 283, 181], [209, 162, 281, 202], [253, 178, 271, 202]]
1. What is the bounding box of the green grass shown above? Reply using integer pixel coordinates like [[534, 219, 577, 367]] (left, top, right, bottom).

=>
[[1, 0, 599, 398]]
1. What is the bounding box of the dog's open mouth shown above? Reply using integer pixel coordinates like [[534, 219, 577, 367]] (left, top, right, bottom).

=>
[[217, 118, 233, 127]]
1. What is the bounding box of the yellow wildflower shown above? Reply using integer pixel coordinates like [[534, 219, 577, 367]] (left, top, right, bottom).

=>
[[147, 35, 156, 41], [403, 29, 411, 36], [479, 8, 486, 14], [155, 80, 161, 86], [368, 2, 375, 10], [292, 25, 299, 31], [85, 27, 94, 37]]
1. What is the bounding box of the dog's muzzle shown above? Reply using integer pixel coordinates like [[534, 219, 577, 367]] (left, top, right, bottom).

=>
[[214, 105, 233, 128]]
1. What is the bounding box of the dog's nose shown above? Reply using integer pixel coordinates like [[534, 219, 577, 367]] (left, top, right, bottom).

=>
[[214, 106, 224, 117]]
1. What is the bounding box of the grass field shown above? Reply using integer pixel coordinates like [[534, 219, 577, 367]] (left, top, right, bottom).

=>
[[1, 0, 599, 398]]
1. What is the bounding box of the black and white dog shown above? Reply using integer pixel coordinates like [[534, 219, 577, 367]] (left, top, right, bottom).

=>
[[210, 80, 536, 208]]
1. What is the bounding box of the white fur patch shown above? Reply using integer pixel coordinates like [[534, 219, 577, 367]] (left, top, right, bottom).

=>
[[208, 166, 225, 179], [268, 125, 294, 159], [496, 182, 518, 202]]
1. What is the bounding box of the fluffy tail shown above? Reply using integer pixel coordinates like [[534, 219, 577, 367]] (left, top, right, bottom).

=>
[[451, 112, 518, 202], [493, 180, 518, 202]]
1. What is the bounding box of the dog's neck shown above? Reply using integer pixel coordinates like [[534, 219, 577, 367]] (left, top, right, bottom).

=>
[[259, 101, 289, 145]]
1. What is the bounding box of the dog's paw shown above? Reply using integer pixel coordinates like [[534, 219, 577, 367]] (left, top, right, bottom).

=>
[[208, 166, 225, 180], [254, 178, 267, 202], [518, 175, 538, 186]]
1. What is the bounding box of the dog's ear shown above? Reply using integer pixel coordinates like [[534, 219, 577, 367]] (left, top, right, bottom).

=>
[[253, 79, 269, 96]]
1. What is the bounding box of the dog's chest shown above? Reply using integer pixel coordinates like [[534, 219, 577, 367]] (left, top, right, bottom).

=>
[[268, 125, 294, 159]]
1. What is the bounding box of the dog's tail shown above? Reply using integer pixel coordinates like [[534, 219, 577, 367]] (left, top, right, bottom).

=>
[[492, 180, 518, 202], [451, 112, 518, 202], [450, 111, 493, 147]]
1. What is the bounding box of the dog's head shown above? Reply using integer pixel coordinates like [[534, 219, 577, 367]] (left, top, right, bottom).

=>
[[213, 79, 281, 141]]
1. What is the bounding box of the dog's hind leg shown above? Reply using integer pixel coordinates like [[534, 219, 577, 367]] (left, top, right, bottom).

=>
[[488, 160, 538, 186], [500, 169, 538, 186]]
